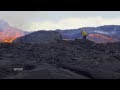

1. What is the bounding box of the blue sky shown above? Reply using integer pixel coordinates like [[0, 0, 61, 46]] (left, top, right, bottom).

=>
[[0, 11, 120, 31]]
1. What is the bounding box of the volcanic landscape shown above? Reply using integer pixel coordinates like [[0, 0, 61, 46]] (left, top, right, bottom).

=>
[[1, 21, 120, 79]]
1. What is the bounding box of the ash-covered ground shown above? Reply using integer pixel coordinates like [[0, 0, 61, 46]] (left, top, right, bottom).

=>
[[1, 39, 120, 79]]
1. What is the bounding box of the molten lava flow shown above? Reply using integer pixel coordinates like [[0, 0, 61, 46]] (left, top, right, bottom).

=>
[[88, 33, 119, 43], [0, 27, 24, 43], [89, 34, 113, 40]]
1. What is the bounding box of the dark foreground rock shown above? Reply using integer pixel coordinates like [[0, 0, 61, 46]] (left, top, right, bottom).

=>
[[1, 39, 120, 79], [5, 63, 90, 79], [59, 63, 120, 79]]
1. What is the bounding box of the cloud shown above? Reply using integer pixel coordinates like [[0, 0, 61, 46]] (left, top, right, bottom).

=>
[[1, 14, 120, 31], [27, 16, 120, 31], [0, 11, 42, 31]]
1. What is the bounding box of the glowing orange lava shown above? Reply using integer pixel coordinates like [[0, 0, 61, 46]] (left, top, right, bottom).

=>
[[0, 27, 24, 43], [89, 34, 113, 40], [88, 33, 119, 43]]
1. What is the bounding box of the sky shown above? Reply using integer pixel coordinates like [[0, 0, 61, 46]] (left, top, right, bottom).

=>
[[1, 11, 120, 31]]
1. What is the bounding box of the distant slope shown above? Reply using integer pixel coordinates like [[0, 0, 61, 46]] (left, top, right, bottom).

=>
[[56, 25, 120, 43]]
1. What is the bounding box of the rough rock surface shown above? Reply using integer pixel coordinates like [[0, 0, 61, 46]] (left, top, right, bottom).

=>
[[13, 31, 62, 44], [5, 63, 89, 79], [1, 39, 120, 79]]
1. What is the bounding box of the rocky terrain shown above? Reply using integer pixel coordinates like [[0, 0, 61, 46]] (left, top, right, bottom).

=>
[[13, 31, 62, 44], [1, 39, 120, 79]]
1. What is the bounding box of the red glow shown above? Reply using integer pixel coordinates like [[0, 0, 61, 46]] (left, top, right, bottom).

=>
[[89, 34, 113, 40], [0, 27, 24, 43], [88, 33, 119, 43]]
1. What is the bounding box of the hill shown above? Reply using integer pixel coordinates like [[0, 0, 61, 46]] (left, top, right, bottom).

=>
[[13, 31, 62, 44]]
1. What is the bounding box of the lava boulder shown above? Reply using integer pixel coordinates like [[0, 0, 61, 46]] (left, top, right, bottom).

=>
[[13, 31, 62, 44]]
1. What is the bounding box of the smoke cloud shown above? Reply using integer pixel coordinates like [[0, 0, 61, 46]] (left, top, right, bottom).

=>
[[0, 11, 120, 31], [28, 17, 120, 31]]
